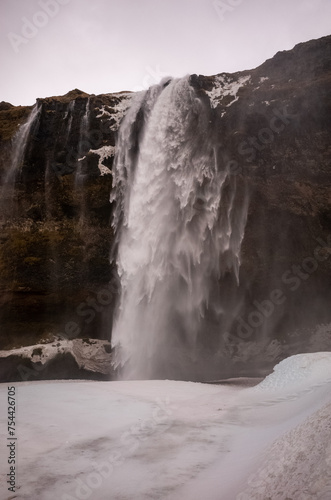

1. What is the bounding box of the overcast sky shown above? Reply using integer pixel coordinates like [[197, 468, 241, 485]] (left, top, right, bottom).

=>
[[0, 0, 330, 106]]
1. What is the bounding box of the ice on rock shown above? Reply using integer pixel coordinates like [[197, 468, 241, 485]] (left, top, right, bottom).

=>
[[109, 93, 133, 130], [205, 74, 251, 109], [89, 145, 115, 176]]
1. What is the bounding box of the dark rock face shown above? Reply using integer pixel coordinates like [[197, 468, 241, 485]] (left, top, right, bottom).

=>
[[190, 35, 331, 372], [0, 35, 330, 378], [0, 102, 14, 111], [0, 88, 132, 350]]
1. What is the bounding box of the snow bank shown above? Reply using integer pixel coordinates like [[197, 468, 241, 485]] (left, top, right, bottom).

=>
[[0, 352, 330, 500], [236, 401, 331, 499], [255, 352, 331, 391]]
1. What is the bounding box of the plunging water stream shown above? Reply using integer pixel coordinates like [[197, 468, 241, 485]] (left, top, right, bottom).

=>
[[0, 104, 41, 219], [111, 76, 248, 380]]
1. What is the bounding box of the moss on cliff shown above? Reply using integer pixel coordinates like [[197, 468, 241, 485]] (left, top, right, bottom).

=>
[[0, 105, 33, 141]]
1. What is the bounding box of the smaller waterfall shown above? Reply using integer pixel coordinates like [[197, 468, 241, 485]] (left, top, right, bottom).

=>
[[74, 98, 91, 225], [65, 100, 75, 142], [79, 97, 91, 154], [76, 98, 91, 184], [0, 104, 41, 219], [111, 77, 248, 380]]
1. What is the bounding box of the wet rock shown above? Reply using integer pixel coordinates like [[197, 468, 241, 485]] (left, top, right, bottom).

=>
[[0, 35, 330, 376]]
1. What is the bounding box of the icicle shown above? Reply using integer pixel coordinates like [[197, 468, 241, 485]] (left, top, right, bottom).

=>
[[111, 77, 248, 379]]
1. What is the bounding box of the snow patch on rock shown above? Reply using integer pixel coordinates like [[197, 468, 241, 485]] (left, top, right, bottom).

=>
[[89, 145, 115, 176], [206, 74, 251, 109], [0, 339, 112, 375], [109, 93, 133, 130], [95, 105, 112, 119]]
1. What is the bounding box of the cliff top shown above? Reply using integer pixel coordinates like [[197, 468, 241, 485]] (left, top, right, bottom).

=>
[[39, 88, 132, 105], [1, 34, 330, 143], [40, 88, 90, 104], [0, 105, 33, 142], [0, 101, 14, 111]]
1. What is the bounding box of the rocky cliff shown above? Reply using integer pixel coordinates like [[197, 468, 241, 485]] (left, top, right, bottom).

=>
[[0, 35, 330, 380], [0, 89, 132, 352]]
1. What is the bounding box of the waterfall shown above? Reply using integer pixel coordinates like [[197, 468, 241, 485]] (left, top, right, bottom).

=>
[[111, 76, 248, 380], [0, 104, 41, 219], [76, 97, 90, 183], [74, 97, 91, 225], [65, 100, 75, 142]]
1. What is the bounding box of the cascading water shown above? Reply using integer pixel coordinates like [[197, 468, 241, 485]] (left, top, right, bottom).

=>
[[74, 98, 91, 224], [76, 97, 90, 185], [65, 100, 75, 142], [111, 76, 248, 380], [0, 104, 41, 219]]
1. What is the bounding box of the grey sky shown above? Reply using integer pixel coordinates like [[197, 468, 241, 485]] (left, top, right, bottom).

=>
[[0, 0, 330, 106]]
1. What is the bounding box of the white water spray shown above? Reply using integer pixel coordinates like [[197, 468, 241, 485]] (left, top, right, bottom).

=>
[[0, 104, 41, 218], [65, 100, 75, 142], [111, 77, 248, 380], [75, 97, 91, 186]]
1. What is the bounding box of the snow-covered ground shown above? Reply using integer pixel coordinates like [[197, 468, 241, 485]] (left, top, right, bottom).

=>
[[1, 352, 331, 500]]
